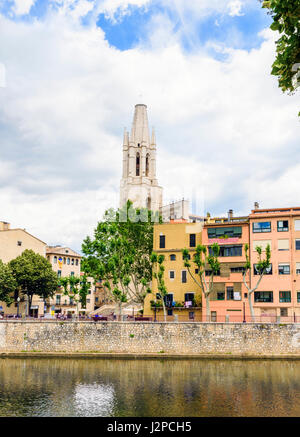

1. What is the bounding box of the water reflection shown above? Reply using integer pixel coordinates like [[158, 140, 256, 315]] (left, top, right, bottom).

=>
[[0, 358, 299, 416]]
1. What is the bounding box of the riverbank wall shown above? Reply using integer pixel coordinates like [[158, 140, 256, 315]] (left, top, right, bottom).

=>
[[1, 321, 300, 357]]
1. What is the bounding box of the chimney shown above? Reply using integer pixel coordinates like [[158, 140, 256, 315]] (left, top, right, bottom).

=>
[[254, 202, 259, 210], [228, 209, 233, 221]]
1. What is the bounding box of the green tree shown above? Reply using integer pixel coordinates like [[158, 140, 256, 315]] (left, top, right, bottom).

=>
[[82, 201, 155, 317], [0, 260, 16, 306], [262, 0, 300, 115], [182, 243, 220, 321], [58, 274, 91, 313], [243, 243, 271, 321], [151, 253, 168, 321], [9, 249, 58, 315]]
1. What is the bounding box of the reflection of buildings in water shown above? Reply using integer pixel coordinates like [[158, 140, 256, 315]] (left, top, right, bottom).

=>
[[74, 383, 115, 417], [0, 359, 299, 416]]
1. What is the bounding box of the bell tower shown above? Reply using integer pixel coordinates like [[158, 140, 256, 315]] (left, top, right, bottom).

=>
[[120, 104, 163, 211]]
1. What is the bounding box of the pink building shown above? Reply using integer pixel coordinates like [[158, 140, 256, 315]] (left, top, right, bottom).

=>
[[249, 207, 300, 322], [202, 214, 251, 322]]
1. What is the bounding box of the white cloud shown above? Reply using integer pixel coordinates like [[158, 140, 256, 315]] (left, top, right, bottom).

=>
[[0, 7, 299, 251], [228, 0, 244, 17], [13, 0, 36, 15]]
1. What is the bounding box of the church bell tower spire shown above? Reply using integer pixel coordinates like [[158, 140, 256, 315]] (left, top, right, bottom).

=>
[[120, 104, 163, 211]]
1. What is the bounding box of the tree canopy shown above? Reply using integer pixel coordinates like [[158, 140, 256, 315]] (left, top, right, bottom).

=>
[[82, 201, 156, 315], [9, 249, 58, 313], [262, 0, 300, 115], [0, 260, 16, 306]]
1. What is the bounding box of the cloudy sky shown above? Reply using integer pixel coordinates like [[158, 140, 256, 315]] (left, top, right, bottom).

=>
[[0, 0, 299, 252]]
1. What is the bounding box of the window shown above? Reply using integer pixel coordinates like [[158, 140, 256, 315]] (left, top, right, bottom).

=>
[[86, 299, 90, 304], [169, 271, 175, 279], [183, 254, 191, 260], [252, 222, 271, 233], [253, 263, 272, 275], [210, 245, 242, 257], [254, 292, 273, 302], [217, 292, 225, 300], [297, 292, 300, 303], [146, 154, 150, 177], [226, 287, 234, 300], [253, 240, 272, 251], [167, 309, 173, 316], [159, 235, 165, 248], [63, 257, 66, 264], [170, 254, 176, 261], [244, 293, 248, 298], [95, 297, 98, 302], [17, 241, 22, 246], [164, 294, 173, 308], [205, 270, 220, 276], [279, 291, 291, 303], [57, 270, 62, 278], [195, 268, 199, 274], [67, 258, 70, 265], [230, 267, 246, 273], [211, 311, 217, 322], [70, 298, 74, 305], [54, 256, 57, 264], [277, 220, 289, 232], [76, 259, 79, 266], [56, 295, 61, 305], [70, 272, 75, 277], [189, 233, 196, 247], [71, 258, 74, 265], [136, 152, 140, 176], [278, 239, 289, 250], [181, 271, 187, 283], [278, 263, 290, 275], [280, 308, 288, 317], [184, 293, 194, 303], [296, 240, 300, 250], [295, 220, 300, 231], [207, 226, 242, 238], [189, 312, 195, 320]]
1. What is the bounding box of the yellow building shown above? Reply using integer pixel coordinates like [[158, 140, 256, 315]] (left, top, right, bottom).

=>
[[0, 221, 47, 316], [46, 246, 100, 317], [144, 220, 203, 321]]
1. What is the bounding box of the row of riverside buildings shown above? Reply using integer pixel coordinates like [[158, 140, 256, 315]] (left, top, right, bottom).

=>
[[0, 221, 104, 318], [143, 205, 300, 323]]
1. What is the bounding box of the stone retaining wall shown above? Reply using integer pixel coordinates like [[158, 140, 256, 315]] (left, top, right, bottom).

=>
[[0, 321, 300, 355]]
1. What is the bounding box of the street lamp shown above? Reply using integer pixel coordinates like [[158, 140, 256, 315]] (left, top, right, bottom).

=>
[[17, 296, 20, 318]]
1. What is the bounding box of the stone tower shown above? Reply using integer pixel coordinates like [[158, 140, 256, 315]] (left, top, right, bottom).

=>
[[120, 104, 163, 211]]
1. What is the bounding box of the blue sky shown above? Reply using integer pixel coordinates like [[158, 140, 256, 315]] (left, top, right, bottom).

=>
[[0, 0, 298, 251]]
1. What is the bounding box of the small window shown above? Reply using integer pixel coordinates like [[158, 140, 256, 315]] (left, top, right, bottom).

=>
[[244, 293, 248, 298], [86, 299, 90, 304], [278, 239, 289, 250], [164, 294, 173, 308], [71, 258, 74, 265], [17, 241, 22, 246], [183, 253, 191, 260], [278, 264, 290, 275], [56, 295, 61, 305], [279, 291, 291, 303], [57, 270, 62, 278], [167, 309, 173, 316], [54, 256, 57, 264], [70, 272, 75, 277], [169, 271, 175, 279], [189, 234, 196, 247], [252, 222, 271, 233], [195, 268, 199, 274], [63, 257, 66, 264], [280, 308, 288, 317], [217, 292, 225, 300], [95, 297, 98, 302], [159, 235, 165, 248], [295, 220, 300, 231], [296, 240, 300, 250], [181, 271, 187, 283], [277, 220, 289, 232], [170, 254, 176, 261], [297, 292, 300, 303], [205, 270, 220, 276], [67, 258, 70, 265], [75, 259, 79, 266], [226, 287, 234, 300]]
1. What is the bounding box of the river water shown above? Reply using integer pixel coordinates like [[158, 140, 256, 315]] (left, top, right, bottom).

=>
[[0, 358, 299, 416]]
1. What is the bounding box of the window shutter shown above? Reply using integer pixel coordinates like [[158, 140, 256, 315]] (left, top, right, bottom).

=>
[[278, 239, 289, 250]]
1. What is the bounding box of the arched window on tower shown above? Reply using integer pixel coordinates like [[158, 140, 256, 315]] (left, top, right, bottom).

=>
[[147, 196, 151, 210], [136, 152, 140, 176], [146, 153, 150, 177]]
